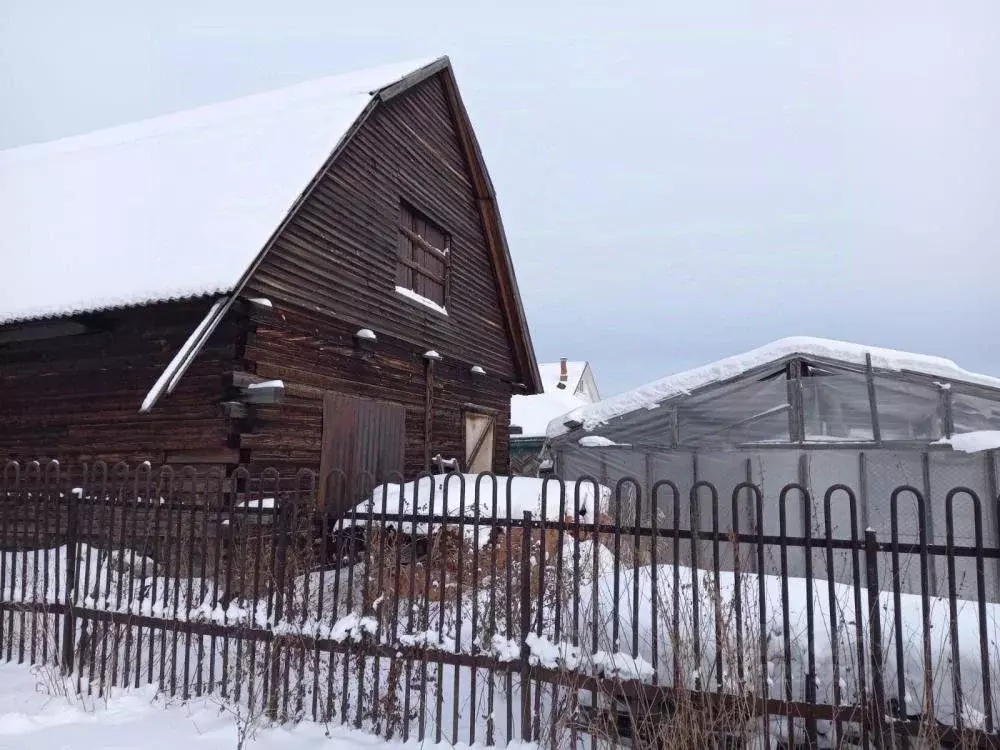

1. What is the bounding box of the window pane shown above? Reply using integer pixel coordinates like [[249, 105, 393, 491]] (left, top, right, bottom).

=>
[[874, 378, 942, 440], [802, 372, 874, 441], [423, 278, 445, 305], [679, 375, 791, 447], [423, 223, 445, 252], [952, 392, 1000, 433]]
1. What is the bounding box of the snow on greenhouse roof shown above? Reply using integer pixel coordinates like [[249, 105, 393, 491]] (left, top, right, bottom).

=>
[[0, 57, 441, 324], [548, 336, 1000, 437], [935, 431, 1000, 454]]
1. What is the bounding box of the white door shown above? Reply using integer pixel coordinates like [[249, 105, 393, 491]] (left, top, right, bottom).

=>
[[465, 412, 496, 474]]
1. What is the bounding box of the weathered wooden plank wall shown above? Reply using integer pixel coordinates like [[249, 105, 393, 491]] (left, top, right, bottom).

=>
[[0, 299, 244, 467], [242, 71, 518, 476], [240, 305, 510, 477]]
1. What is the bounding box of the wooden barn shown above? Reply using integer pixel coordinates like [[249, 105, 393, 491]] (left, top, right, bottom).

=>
[[0, 56, 542, 502]]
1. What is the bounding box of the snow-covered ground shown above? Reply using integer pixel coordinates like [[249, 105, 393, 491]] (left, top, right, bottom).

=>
[[0, 662, 533, 750], [4, 503, 1000, 747]]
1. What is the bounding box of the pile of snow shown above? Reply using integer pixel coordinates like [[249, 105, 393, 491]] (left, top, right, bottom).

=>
[[548, 336, 1000, 436], [247, 379, 284, 390], [935, 431, 1000, 453], [551, 540, 1000, 730], [344, 474, 610, 545], [578, 435, 625, 448]]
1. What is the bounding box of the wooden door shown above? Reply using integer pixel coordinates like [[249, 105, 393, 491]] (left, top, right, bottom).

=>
[[464, 411, 496, 474], [320, 392, 405, 518]]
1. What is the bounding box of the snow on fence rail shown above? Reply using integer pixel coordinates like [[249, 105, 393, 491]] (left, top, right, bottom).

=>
[[2, 460, 1000, 749]]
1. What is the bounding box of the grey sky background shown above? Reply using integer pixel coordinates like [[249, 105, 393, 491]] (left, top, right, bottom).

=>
[[2, 1, 997, 397]]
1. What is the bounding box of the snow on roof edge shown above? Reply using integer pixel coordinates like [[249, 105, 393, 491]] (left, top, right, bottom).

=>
[[0, 288, 226, 326], [0, 56, 443, 166], [547, 336, 1000, 438]]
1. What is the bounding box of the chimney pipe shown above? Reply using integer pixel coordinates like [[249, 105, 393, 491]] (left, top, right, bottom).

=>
[[557, 358, 568, 389]]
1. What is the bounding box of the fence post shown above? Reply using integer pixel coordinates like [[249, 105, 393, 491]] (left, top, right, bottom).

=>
[[61, 484, 79, 676], [57, 482, 80, 675], [267, 497, 291, 721], [864, 529, 888, 747], [519, 511, 533, 743]]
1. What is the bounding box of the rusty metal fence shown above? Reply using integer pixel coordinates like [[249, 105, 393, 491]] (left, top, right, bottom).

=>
[[2, 460, 1000, 749]]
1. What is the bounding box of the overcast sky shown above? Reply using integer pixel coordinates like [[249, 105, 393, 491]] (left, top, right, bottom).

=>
[[2, 1, 997, 396]]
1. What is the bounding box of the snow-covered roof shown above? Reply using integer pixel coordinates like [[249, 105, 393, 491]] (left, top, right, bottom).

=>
[[512, 359, 599, 439], [548, 336, 1000, 438], [512, 390, 591, 440], [538, 361, 588, 393], [0, 57, 440, 324]]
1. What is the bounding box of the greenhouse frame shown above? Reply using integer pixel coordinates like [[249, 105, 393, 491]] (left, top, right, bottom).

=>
[[544, 337, 1000, 600]]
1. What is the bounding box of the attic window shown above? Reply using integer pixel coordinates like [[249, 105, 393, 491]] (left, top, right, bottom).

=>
[[396, 201, 450, 310]]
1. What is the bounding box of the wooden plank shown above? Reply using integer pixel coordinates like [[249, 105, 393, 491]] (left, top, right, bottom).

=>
[[424, 360, 435, 471], [400, 225, 450, 263], [319, 391, 406, 517], [163, 448, 241, 465], [397, 254, 446, 283], [0, 299, 247, 465], [465, 412, 496, 472]]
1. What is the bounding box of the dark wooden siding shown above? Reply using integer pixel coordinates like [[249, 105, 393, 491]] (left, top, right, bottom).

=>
[[239, 71, 518, 478], [240, 305, 510, 478], [0, 300, 243, 466], [247, 73, 517, 379], [319, 392, 405, 517]]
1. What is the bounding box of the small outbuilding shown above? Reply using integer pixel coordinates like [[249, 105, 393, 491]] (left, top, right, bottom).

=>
[[545, 337, 1000, 599]]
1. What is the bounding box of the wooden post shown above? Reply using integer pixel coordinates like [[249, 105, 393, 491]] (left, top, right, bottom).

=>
[[424, 359, 435, 471], [267, 500, 291, 720], [61, 490, 78, 675]]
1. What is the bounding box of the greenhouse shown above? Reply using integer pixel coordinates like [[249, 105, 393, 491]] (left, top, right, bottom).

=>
[[544, 337, 1000, 600]]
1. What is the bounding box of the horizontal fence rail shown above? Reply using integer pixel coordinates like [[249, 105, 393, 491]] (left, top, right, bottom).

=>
[[2, 460, 1000, 749]]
